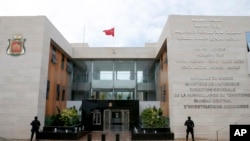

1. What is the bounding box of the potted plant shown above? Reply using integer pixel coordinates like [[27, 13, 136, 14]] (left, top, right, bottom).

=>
[[60, 106, 80, 126], [131, 106, 173, 140], [141, 106, 168, 128]]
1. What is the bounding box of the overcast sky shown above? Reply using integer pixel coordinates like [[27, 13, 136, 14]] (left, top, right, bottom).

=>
[[1, 0, 250, 47]]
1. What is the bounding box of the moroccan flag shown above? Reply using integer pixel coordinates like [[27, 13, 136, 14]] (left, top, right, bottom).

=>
[[103, 27, 115, 37]]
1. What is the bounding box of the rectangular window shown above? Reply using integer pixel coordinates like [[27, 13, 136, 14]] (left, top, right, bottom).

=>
[[62, 89, 65, 101], [51, 47, 57, 64], [116, 71, 130, 80], [92, 110, 101, 125], [161, 85, 166, 102], [56, 84, 60, 101], [66, 61, 72, 74], [46, 80, 50, 99], [137, 71, 143, 83], [93, 60, 113, 80], [61, 55, 65, 69], [100, 71, 113, 80], [114, 60, 134, 80]]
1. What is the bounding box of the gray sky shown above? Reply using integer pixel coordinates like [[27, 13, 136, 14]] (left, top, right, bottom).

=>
[[1, 0, 250, 47]]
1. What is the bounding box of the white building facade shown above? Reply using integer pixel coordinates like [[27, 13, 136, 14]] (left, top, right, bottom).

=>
[[0, 15, 250, 140]]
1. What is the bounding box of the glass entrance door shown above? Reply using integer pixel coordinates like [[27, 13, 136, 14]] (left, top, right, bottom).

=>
[[103, 109, 111, 130], [103, 109, 130, 131]]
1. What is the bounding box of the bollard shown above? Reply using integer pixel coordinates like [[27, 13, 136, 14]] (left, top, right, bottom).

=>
[[87, 134, 91, 141], [101, 134, 105, 141], [116, 133, 119, 141]]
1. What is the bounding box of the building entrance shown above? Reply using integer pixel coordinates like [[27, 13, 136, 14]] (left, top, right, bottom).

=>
[[103, 109, 130, 131]]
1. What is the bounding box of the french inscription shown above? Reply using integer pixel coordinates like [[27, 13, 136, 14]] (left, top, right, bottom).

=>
[[183, 105, 249, 109], [174, 76, 250, 109]]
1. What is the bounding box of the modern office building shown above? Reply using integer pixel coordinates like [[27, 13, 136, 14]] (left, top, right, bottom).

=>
[[0, 15, 250, 140]]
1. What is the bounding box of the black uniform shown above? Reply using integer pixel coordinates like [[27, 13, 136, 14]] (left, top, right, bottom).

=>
[[184, 116, 194, 141], [30, 116, 40, 141]]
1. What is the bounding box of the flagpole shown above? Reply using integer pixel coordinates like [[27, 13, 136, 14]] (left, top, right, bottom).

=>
[[83, 25, 85, 45]]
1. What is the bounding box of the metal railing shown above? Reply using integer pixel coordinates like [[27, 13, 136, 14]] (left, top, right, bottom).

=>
[[216, 115, 250, 141]]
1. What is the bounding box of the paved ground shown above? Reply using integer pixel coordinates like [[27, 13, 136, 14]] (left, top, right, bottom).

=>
[[79, 131, 211, 141], [3, 131, 214, 141], [0, 137, 13, 141]]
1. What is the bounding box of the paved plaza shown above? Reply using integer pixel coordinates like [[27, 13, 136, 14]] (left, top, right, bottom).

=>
[[1, 131, 213, 141]]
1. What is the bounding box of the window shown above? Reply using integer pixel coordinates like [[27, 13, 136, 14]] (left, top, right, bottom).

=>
[[137, 71, 143, 83], [114, 91, 133, 100], [62, 89, 65, 101], [93, 61, 113, 80], [66, 60, 72, 74], [56, 84, 60, 101], [161, 85, 166, 102], [100, 71, 113, 80], [114, 60, 134, 80], [116, 71, 130, 80], [136, 60, 155, 83], [46, 80, 50, 99], [61, 55, 65, 69], [92, 110, 101, 125], [51, 47, 57, 64]]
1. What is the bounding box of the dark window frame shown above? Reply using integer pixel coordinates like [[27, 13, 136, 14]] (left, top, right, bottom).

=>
[[62, 89, 65, 101], [61, 55, 65, 69], [46, 80, 50, 99], [51, 47, 57, 64], [66, 61, 72, 74], [56, 84, 60, 101]]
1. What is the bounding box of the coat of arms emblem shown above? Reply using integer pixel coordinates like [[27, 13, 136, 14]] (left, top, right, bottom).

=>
[[7, 34, 26, 56]]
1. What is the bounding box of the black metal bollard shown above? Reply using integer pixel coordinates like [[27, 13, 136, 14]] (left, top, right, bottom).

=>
[[102, 134, 105, 141], [116, 133, 119, 141], [87, 134, 91, 141]]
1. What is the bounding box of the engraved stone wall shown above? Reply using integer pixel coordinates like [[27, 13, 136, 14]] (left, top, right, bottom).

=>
[[167, 15, 250, 140]]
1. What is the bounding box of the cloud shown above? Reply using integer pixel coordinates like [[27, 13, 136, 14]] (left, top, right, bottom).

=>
[[1, 0, 250, 47]]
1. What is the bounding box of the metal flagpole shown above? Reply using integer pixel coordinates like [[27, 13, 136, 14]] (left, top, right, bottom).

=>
[[83, 25, 85, 45]]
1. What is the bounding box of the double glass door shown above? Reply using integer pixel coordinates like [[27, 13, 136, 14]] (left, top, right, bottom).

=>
[[103, 109, 130, 131]]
